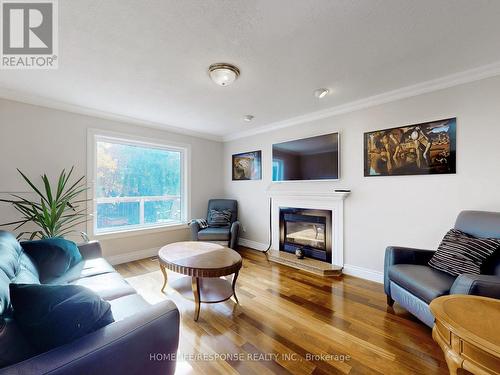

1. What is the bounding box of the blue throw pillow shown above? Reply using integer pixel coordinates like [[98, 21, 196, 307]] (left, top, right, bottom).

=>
[[9, 283, 114, 353], [21, 238, 82, 282]]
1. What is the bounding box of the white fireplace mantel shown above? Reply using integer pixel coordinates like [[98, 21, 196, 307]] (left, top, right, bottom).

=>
[[267, 190, 350, 200], [267, 189, 350, 268]]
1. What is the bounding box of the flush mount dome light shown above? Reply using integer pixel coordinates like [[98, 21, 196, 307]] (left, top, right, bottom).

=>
[[243, 115, 254, 122], [314, 88, 330, 99], [208, 63, 240, 86]]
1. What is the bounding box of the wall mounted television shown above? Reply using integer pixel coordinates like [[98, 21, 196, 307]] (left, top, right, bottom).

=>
[[272, 132, 340, 181]]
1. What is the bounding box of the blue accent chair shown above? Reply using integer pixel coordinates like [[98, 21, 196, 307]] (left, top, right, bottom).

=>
[[191, 199, 240, 249], [384, 211, 500, 327]]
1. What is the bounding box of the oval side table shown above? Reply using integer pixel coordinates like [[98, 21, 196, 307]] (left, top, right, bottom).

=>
[[430, 295, 500, 375]]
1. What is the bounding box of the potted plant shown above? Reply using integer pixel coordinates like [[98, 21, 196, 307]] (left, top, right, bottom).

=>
[[0, 167, 90, 240]]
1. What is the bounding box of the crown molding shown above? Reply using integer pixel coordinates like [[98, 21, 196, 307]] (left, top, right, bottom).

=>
[[0, 87, 223, 142], [223, 60, 500, 142]]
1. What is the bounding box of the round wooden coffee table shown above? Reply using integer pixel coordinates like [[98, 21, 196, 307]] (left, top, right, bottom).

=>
[[158, 241, 242, 321]]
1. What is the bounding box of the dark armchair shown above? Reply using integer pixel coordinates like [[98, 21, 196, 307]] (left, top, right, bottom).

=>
[[384, 210, 500, 327], [190, 199, 240, 249]]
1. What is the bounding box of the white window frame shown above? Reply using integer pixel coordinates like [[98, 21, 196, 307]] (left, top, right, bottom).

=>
[[87, 129, 190, 239]]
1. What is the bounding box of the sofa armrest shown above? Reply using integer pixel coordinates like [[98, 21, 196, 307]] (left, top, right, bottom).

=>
[[0, 300, 180, 375], [384, 246, 435, 295], [230, 221, 240, 249], [450, 274, 500, 299], [77, 241, 103, 260], [190, 221, 200, 241]]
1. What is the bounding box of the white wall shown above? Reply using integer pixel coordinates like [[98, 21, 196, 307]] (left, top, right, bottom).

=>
[[0, 99, 224, 260], [2, 76, 500, 275], [223, 76, 500, 279]]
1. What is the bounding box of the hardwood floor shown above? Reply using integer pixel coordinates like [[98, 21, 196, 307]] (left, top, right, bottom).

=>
[[115, 247, 448, 375]]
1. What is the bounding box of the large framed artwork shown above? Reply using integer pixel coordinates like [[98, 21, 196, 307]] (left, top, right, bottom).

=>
[[364, 117, 456, 176], [232, 150, 262, 180]]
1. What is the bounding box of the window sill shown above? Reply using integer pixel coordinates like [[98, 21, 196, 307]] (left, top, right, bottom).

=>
[[90, 222, 189, 241]]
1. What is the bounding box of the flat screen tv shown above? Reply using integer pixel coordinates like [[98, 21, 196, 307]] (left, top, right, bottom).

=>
[[272, 132, 340, 181]]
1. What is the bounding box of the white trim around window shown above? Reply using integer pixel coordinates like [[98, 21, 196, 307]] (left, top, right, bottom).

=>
[[86, 128, 191, 239]]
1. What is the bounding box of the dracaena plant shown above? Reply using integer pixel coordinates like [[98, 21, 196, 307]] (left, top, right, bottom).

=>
[[0, 167, 90, 241]]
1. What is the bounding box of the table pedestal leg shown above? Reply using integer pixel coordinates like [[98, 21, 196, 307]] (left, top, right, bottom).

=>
[[160, 264, 168, 292], [191, 277, 201, 321], [232, 271, 240, 304]]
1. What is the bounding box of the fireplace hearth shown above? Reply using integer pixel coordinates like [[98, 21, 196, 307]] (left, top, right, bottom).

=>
[[279, 207, 332, 263]]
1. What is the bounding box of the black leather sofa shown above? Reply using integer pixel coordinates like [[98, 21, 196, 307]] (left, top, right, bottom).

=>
[[0, 231, 179, 374], [384, 211, 500, 327], [191, 199, 240, 249]]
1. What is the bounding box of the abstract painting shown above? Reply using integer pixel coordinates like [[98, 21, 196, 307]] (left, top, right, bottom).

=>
[[364, 118, 456, 176]]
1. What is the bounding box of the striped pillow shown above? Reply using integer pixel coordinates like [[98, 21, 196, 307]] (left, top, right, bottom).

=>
[[208, 209, 232, 227], [428, 229, 500, 277]]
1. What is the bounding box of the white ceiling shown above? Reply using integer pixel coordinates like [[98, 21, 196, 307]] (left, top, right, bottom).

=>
[[2, 0, 500, 141]]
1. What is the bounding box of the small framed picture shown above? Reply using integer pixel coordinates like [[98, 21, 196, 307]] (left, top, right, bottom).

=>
[[232, 150, 262, 180]]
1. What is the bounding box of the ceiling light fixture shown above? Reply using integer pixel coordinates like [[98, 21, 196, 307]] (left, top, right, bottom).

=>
[[243, 115, 254, 122], [208, 63, 240, 86], [314, 88, 330, 99]]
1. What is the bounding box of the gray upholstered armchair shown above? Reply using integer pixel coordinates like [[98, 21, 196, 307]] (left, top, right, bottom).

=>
[[190, 199, 240, 249], [384, 210, 500, 327]]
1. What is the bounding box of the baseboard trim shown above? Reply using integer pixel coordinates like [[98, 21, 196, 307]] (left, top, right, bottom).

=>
[[343, 264, 383, 284], [107, 239, 270, 265], [106, 247, 160, 265], [238, 238, 269, 251], [239, 238, 384, 284]]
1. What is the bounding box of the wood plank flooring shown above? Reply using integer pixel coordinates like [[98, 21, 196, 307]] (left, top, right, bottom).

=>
[[115, 247, 448, 375]]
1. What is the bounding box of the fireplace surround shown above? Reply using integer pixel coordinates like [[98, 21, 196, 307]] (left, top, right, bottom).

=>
[[269, 190, 349, 268]]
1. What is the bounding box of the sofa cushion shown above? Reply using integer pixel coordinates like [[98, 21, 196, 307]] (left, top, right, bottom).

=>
[[388, 264, 456, 304], [18, 252, 39, 280], [109, 294, 152, 321], [0, 270, 11, 316], [21, 238, 83, 282], [10, 283, 114, 353], [11, 268, 40, 285], [45, 258, 116, 284], [70, 272, 136, 301], [1, 257, 40, 317], [0, 232, 40, 315], [0, 231, 24, 280], [197, 226, 230, 241], [428, 229, 500, 277]]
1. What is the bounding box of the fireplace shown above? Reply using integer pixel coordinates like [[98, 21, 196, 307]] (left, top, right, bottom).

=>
[[279, 207, 332, 263]]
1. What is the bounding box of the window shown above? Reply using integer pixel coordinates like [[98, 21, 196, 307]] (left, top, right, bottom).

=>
[[272, 159, 284, 181], [90, 132, 187, 235]]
